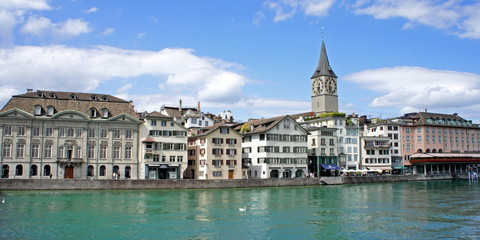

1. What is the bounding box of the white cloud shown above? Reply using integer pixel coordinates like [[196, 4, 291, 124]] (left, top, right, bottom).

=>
[[345, 66, 480, 112], [0, 0, 51, 10], [101, 28, 115, 36], [0, 10, 18, 46], [0, 45, 249, 108], [264, 0, 335, 22], [21, 16, 90, 40], [83, 7, 97, 13], [352, 0, 480, 39], [137, 32, 146, 39]]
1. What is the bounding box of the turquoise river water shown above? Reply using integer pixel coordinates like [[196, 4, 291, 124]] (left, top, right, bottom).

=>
[[1, 180, 480, 240]]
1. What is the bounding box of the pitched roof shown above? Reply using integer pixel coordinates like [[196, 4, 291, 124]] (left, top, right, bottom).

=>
[[1, 90, 137, 117], [161, 106, 200, 118], [146, 111, 170, 118], [311, 41, 337, 79]]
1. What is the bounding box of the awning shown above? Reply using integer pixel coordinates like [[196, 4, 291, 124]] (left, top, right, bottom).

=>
[[320, 164, 341, 170], [374, 167, 392, 171]]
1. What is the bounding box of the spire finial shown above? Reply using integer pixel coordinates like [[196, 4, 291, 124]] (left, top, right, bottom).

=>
[[321, 26, 324, 41]]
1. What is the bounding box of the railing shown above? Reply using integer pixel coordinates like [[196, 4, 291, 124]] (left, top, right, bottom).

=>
[[56, 158, 84, 163]]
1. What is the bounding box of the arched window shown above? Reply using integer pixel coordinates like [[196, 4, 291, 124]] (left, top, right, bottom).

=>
[[91, 95, 98, 100], [37, 93, 45, 98], [417, 149, 423, 153], [102, 95, 109, 101], [70, 94, 77, 99], [43, 165, 51, 176], [125, 166, 131, 179], [99, 165, 106, 176], [89, 108, 98, 118], [34, 105, 42, 115], [2, 165, 9, 178], [426, 149, 431, 153], [49, 93, 56, 98], [16, 164, 23, 176], [432, 149, 437, 153], [87, 165, 94, 177], [47, 106, 55, 116], [438, 149, 443, 153], [113, 165, 120, 179], [31, 165, 38, 176], [101, 108, 109, 118]]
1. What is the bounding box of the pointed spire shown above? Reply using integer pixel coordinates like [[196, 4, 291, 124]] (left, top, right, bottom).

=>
[[311, 40, 337, 79]]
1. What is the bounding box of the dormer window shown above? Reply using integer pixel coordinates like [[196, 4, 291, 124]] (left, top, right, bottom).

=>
[[70, 94, 77, 100], [89, 108, 98, 118], [91, 95, 98, 101], [101, 108, 109, 118], [47, 106, 55, 116], [102, 96, 109, 101], [34, 105, 42, 115], [37, 93, 45, 98], [49, 93, 56, 98]]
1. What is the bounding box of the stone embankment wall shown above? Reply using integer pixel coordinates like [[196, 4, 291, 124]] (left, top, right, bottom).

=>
[[0, 174, 455, 191]]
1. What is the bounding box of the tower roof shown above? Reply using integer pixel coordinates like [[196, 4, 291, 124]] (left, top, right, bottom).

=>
[[311, 41, 337, 79]]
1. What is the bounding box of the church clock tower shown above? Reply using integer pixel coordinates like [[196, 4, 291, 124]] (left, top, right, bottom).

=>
[[311, 40, 338, 114]]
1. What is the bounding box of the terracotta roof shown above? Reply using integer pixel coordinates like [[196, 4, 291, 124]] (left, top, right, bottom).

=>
[[234, 115, 307, 135], [142, 135, 156, 143], [162, 106, 199, 118], [1, 90, 137, 117]]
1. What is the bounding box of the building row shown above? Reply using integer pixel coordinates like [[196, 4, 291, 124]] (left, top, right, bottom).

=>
[[2, 39, 479, 180]]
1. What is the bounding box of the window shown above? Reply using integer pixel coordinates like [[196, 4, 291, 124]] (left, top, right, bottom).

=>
[[101, 129, 108, 138], [44, 145, 52, 158], [45, 127, 53, 137], [113, 129, 121, 139], [213, 171, 222, 177], [32, 127, 40, 137], [34, 105, 42, 115], [4, 126, 12, 136], [47, 106, 55, 116], [213, 160, 223, 166], [58, 146, 64, 158], [75, 147, 81, 158], [2, 143, 11, 157], [16, 165, 23, 176], [100, 166, 106, 176], [88, 129, 96, 138], [16, 144, 24, 158], [67, 128, 74, 137], [31, 144, 39, 158], [220, 127, 229, 134], [31, 165, 38, 176], [88, 145, 95, 158], [18, 126, 26, 136], [161, 121, 167, 126], [125, 130, 132, 139], [43, 165, 51, 176], [76, 128, 82, 138], [102, 109, 109, 118], [125, 146, 132, 159], [100, 146, 107, 159], [151, 120, 157, 126], [113, 147, 120, 159], [283, 120, 290, 129], [89, 108, 98, 118], [170, 156, 175, 162]]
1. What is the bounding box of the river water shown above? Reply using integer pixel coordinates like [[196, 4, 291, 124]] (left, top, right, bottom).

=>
[[1, 180, 479, 240]]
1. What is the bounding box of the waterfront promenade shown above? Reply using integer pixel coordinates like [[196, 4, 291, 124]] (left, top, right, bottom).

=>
[[0, 174, 456, 190]]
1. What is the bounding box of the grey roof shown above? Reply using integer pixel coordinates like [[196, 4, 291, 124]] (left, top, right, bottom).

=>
[[311, 41, 337, 79]]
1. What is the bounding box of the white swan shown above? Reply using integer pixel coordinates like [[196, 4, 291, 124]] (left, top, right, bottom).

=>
[[1, 198, 4, 204], [239, 206, 246, 212]]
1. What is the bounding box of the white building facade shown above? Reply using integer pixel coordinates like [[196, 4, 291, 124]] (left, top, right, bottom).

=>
[[139, 112, 188, 179], [238, 116, 308, 179]]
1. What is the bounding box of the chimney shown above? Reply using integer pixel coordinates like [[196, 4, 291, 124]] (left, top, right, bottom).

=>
[[198, 102, 201, 113], [179, 99, 182, 112], [27, 89, 33, 93], [425, 109, 427, 113]]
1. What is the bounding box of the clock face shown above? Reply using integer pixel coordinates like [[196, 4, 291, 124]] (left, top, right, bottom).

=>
[[325, 78, 337, 94], [312, 79, 322, 95]]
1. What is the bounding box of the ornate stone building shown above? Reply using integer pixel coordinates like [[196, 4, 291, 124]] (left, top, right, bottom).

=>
[[0, 90, 141, 179]]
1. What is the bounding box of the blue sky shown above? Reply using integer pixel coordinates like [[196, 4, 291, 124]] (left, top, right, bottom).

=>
[[1, 0, 480, 122]]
